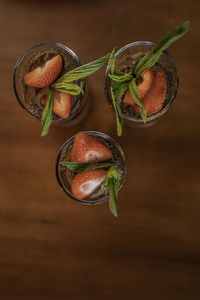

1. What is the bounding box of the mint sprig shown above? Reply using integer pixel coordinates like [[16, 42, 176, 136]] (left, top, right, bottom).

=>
[[108, 20, 190, 134], [35, 89, 49, 106], [129, 79, 146, 123], [101, 166, 121, 218], [60, 161, 113, 173], [111, 85, 124, 136], [53, 53, 110, 87], [108, 50, 144, 136], [109, 70, 133, 83], [107, 48, 116, 74], [41, 89, 54, 137], [134, 21, 190, 77], [53, 82, 83, 96]]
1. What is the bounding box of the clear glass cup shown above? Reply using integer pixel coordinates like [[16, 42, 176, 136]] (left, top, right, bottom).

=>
[[104, 41, 179, 127], [13, 42, 88, 126], [56, 131, 126, 205]]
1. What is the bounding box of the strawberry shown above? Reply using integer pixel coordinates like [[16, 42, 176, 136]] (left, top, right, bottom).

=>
[[24, 54, 62, 88], [40, 91, 73, 119], [134, 69, 167, 115], [71, 169, 107, 199], [70, 132, 113, 163], [123, 67, 154, 106], [52, 91, 73, 118]]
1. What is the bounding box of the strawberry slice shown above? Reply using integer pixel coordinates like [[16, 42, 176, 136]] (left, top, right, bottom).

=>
[[71, 169, 107, 199], [52, 91, 73, 118], [123, 67, 154, 106], [134, 69, 167, 115], [70, 132, 113, 163], [40, 91, 73, 118], [24, 54, 62, 88]]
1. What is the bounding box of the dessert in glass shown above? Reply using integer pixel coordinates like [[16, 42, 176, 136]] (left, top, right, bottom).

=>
[[105, 41, 179, 128], [56, 131, 126, 215], [13, 42, 88, 131], [104, 21, 190, 133]]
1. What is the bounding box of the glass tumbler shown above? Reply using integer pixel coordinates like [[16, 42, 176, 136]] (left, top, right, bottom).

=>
[[13, 42, 88, 126], [105, 41, 179, 127], [56, 131, 126, 205]]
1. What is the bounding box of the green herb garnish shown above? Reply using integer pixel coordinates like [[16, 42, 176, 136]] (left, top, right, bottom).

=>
[[60, 161, 113, 173], [129, 79, 147, 123], [101, 166, 121, 218], [108, 20, 190, 135], [53, 53, 110, 85], [134, 20, 190, 77], [53, 82, 83, 96], [41, 89, 54, 137], [39, 53, 111, 136], [108, 49, 145, 135], [61, 161, 121, 217], [35, 89, 49, 106]]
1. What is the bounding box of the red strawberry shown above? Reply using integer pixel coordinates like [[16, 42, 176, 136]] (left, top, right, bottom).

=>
[[123, 67, 154, 106], [24, 54, 62, 88], [40, 91, 73, 119], [71, 169, 107, 199], [134, 69, 167, 115], [52, 91, 73, 118], [70, 132, 113, 163]]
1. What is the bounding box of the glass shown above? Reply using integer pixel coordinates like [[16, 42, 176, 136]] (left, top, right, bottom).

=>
[[13, 42, 88, 126], [56, 131, 126, 205], [104, 41, 179, 127]]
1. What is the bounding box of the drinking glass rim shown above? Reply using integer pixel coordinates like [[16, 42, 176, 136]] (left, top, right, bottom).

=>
[[104, 41, 179, 123], [55, 131, 127, 205], [13, 41, 84, 122]]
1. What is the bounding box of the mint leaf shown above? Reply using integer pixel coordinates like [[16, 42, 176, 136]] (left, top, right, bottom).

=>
[[129, 79, 147, 123], [112, 82, 129, 98], [60, 161, 113, 173], [135, 21, 190, 77], [41, 89, 54, 137], [101, 166, 121, 218], [111, 86, 124, 136], [53, 53, 110, 84], [53, 82, 83, 96], [35, 89, 49, 106], [109, 71, 133, 83], [108, 48, 116, 74]]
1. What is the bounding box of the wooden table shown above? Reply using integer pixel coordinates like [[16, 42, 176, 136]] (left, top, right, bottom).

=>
[[1, 0, 200, 299]]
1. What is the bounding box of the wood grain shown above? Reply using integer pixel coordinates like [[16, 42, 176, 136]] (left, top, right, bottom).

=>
[[0, 0, 200, 299]]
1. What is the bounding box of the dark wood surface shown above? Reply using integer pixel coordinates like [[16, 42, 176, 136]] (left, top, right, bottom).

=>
[[1, 0, 200, 299]]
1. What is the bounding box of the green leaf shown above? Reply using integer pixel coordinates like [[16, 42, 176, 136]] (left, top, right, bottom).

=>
[[135, 21, 190, 77], [112, 82, 129, 98], [109, 71, 133, 83], [35, 89, 49, 106], [53, 82, 83, 96], [112, 69, 126, 76], [101, 166, 121, 218], [108, 48, 116, 74], [53, 53, 110, 84], [60, 161, 113, 173], [111, 86, 124, 136], [131, 79, 140, 94], [41, 89, 54, 137], [129, 79, 147, 123]]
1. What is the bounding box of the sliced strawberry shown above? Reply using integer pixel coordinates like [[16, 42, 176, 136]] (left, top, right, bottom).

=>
[[40, 90, 73, 119], [123, 67, 154, 106], [24, 54, 62, 88], [70, 132, 113, 163], [71, 169, 107, 199], [53, 91, 73, 118], [134, 69, 167, 115]]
